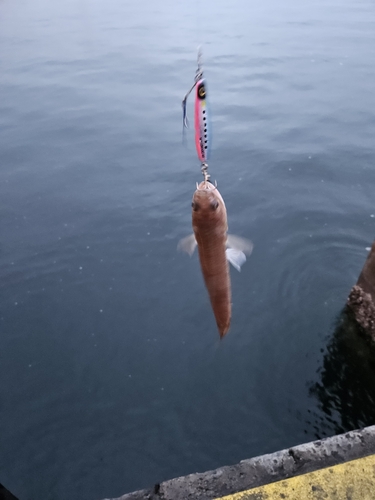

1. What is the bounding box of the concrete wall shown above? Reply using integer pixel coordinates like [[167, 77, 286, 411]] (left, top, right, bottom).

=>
[[103, 426, 375, 500]]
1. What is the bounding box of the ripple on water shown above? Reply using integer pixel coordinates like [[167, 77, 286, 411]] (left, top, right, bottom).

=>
[[273, 221, 367, 310]]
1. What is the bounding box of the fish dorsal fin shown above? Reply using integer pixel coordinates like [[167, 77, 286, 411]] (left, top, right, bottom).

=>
[[177, 234, 197, 256]]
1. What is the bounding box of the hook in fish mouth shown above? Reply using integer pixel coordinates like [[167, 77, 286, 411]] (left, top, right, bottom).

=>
[[196, 179, 217, 191]]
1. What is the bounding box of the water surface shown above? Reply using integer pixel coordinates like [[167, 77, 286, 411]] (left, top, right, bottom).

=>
[[1, 0, 375, 499]]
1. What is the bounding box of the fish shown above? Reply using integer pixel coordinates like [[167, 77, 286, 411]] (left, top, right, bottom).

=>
[[178, 180, 253, 338]]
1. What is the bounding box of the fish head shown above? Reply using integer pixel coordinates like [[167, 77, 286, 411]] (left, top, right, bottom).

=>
[[192, 180, 227, 227]]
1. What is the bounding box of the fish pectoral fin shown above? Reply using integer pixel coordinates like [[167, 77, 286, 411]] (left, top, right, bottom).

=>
[[226, 234, 254, 256], [177, 234, 197, 256], [226, 248, 247, 272]]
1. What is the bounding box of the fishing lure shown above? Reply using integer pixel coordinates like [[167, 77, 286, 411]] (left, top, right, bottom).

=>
[[182, 48, 211, 179]]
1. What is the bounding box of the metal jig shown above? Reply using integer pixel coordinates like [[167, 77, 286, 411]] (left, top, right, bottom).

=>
[[182, 48, 211, 182]]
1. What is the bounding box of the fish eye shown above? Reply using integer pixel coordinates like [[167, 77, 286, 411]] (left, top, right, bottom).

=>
[[210, 200, 219, 210], [192, 202, 200, 211]]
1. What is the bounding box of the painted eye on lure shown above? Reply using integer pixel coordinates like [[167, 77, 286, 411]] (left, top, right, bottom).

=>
[[198, 83, 206, 99]]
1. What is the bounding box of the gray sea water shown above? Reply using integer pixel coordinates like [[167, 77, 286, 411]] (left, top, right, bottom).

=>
[[1, 0, 375, 498]]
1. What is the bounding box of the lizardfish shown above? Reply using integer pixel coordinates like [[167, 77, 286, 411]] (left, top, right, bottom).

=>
[[178, 180, 253, 338]]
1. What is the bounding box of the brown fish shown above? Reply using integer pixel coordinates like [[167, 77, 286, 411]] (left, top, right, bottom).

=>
[[178, 180, 253, 338]]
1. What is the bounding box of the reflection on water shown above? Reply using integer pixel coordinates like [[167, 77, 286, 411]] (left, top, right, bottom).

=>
[[309, 308, 375, 438]]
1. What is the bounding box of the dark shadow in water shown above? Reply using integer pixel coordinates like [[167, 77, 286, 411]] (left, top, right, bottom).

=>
[[309, 307, 375, 439], [0, 483, 19, 500]]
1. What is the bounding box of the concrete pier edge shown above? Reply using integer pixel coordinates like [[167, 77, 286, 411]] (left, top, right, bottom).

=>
[[104, 425, 375, 500]]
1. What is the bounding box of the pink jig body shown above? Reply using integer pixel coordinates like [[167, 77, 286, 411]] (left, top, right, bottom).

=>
[[194, 78, 210, 163], [182, 49, 211, 173]]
